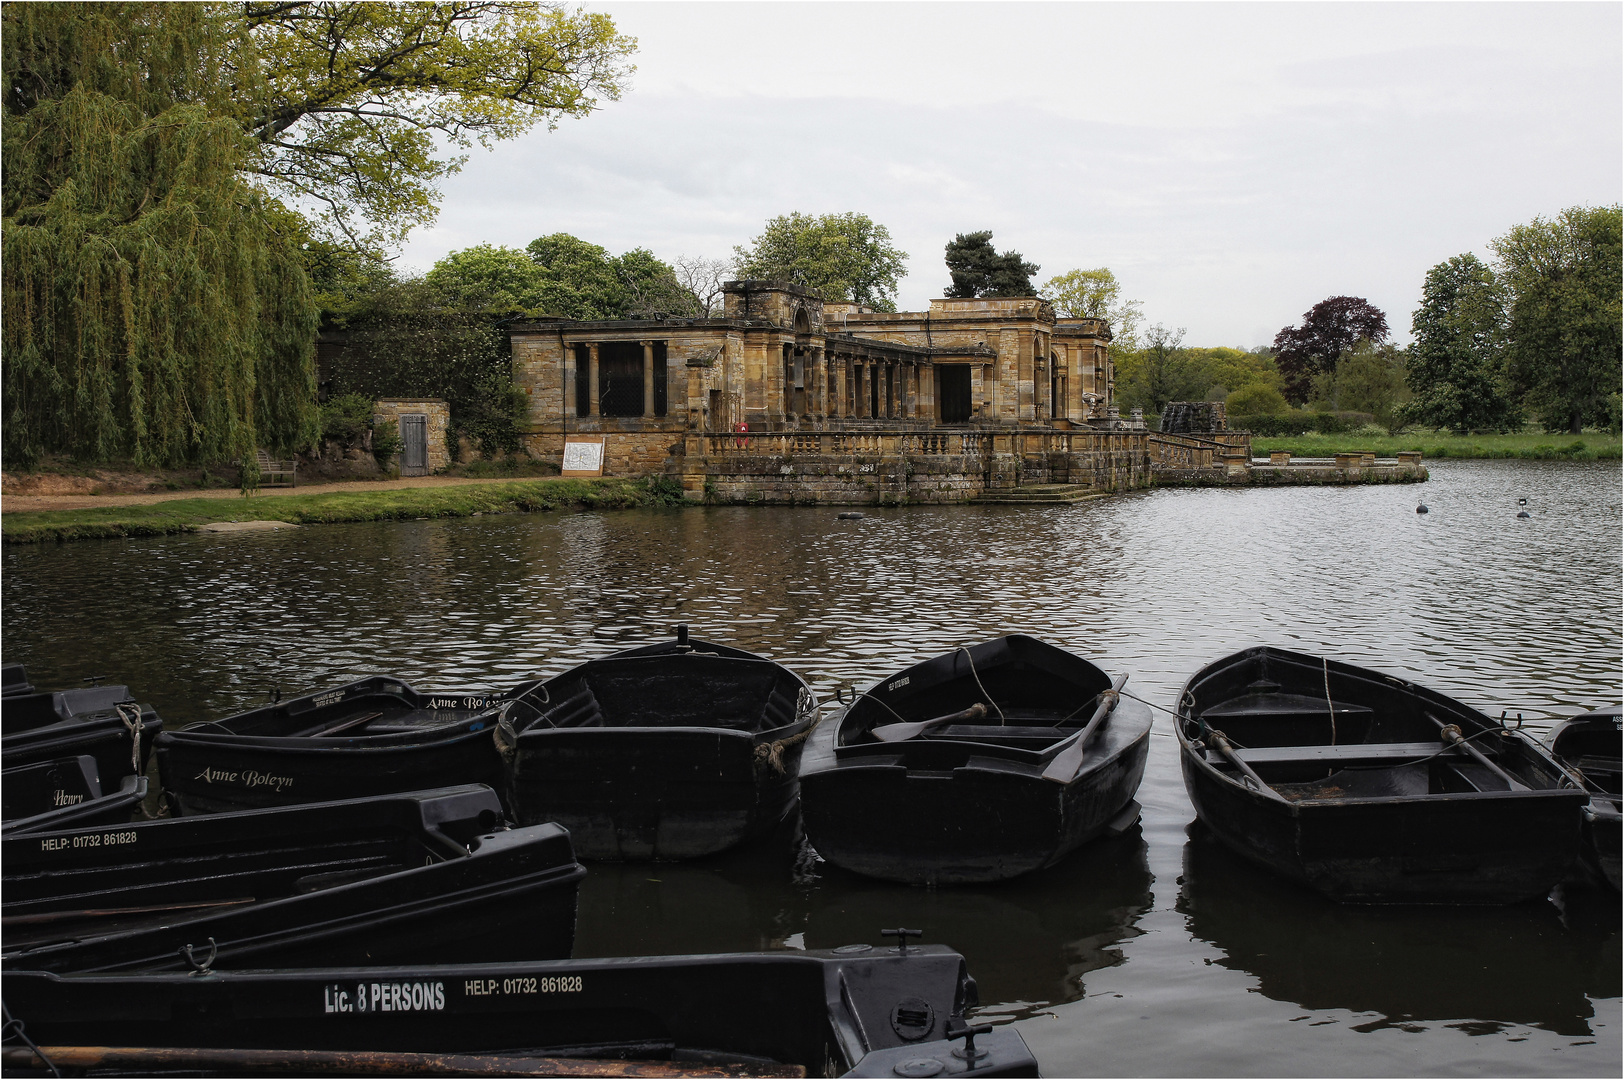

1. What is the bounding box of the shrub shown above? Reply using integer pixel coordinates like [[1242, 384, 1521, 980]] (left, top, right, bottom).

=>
[[1244, 412, 1315, 436], [372, 419, 402, 462], [319, 393, 377, 447], [1226, 383, 1289, 418]]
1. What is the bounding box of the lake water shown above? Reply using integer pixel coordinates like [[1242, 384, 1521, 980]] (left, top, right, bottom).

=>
[[4, 459, 1620, 1076]]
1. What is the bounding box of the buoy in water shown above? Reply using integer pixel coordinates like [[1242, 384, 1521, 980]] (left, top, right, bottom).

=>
[[838, 511, 865, 520], [1517, 510, 1531, 519], [1415, 503, 1429, 514]]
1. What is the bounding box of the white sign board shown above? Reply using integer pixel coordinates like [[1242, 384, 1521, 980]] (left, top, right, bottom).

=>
[[561, 439, 605, 476]]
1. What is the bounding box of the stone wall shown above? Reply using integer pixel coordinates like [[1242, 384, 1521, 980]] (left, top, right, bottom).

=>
[[372, 399, 450, 475], [522, 425, 687, 476], [678, 429, 1152, 505]]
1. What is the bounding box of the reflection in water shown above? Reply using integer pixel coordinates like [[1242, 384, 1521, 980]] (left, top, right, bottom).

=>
[[1178, 822, 1621, 1036], [573, 827, 1154, 1023], [3, 460, 1619, 1075]]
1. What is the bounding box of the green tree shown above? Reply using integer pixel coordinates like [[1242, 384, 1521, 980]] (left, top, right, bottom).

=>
[[614, 247, 698, 318], [2, 2, 317, 471], [238, 2, 636, 249], [733, 211, 907, 311], [1226, 383, 1290, 419], [520, 234, 697, 319], [425, 243, 547, 311], [1115, 325, 1201, 415], [1401, 253, 1518, 433], [944, 231, 1038, 298], [324, 280, 525, 456], [301, 240, 396, 320], [524, 233, 622, 318], [1182, 347, 1281, 397], [1491, 205, 1623, 434], [1041, 267, 1143, 345], [1333, 342, 1411, 431]]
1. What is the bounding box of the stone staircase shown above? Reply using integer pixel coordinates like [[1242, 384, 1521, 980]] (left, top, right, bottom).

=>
[[972, 483, 1102, 505]]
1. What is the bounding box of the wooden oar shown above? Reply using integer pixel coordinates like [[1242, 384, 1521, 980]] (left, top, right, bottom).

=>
[[3, 897, 256, 928], [310, 711, 384, 738], [870, 702, 988, 743], [0, 1046, 806, 1077], [1204, 730, 1290, 802], [1040, 675, 1128, 784], [1424, 711, 1529, 791]]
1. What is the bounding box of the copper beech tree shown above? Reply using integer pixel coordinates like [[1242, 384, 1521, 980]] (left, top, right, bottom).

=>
[[1271, 297, 1390, 405]]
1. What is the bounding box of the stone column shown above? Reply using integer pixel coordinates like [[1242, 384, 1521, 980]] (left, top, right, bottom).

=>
[[878, 364, 890, 419], [642, 341, 655, 418], [859, 363, 872, 418], [814, 347, 827, 421], [588, 343, 600, 417]]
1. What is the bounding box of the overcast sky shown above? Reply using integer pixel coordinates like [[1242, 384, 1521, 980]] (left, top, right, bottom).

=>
[[397, 1, 1622, 347]]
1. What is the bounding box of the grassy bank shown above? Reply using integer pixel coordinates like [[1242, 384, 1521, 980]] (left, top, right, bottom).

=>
[[2, 477, 685, 544], [1250, 431, 1622, 461]]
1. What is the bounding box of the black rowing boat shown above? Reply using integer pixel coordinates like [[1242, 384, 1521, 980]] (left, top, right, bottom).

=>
[[1, 675, 157, 789], [799, 635, 1152, 885], [1176, 646, 1588, 904], [1, 757, 148, 834], [2, 785, 582, 973], [3, 663, 34, 696], [2, 941, 1037, 1077], [1548, 705, 1621, 891], [499, 626, 818, 860], [154, 676, 518, 814]]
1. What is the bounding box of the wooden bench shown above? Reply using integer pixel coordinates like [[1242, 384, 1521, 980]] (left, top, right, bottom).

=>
[[255, 449, 297, 488]]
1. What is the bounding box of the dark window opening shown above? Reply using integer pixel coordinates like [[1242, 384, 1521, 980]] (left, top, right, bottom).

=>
[[599, 341, 644, 417], [573, 345, 590, 417], [652, 342, 668, 416], [939, 366, 972, 423]]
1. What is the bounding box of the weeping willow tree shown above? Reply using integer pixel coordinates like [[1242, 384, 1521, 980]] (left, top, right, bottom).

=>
[[2, 3, 318, 471]]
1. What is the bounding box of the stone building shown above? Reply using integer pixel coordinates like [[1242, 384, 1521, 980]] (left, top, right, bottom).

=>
[[508, 280, 1133, 481]]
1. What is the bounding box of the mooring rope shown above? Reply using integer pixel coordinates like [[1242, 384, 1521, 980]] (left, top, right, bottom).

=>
[[1323, 657, 1337, 745], [956, 646, 1006, 724], [754, 688, 821, 775], [2, 1004, 60, 1078]]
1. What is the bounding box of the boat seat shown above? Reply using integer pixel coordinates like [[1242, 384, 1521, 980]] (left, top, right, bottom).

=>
[[1206, 741, 1465, 767], [926, 725, 1066, 743], [760, 684, 800, 729], [1203, 693, 1372, 720], [365, 711, 469, 733]]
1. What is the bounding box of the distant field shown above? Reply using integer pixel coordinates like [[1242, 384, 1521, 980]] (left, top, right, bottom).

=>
[[1250, 431, 1622, 461]]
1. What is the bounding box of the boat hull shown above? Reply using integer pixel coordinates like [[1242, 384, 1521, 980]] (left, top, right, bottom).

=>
[[510, 727, 801, 860], [1180, 751, 1585, 903], [802, 719, 1149, 884], [1, 683, 158, 788], [800, 636, 1152, 885], [1177, 646, 1588, 904], [1, 945, 1036, 1077], [158, 724, 505, 815], [3, 786, 582, 973], [1549, 707, 1622, 891], [506, 639, 815, 861], [155, 678, 509, 814]]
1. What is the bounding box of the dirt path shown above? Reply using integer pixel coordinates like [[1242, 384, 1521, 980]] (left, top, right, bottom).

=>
[[1, 475, 545, 514]]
